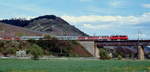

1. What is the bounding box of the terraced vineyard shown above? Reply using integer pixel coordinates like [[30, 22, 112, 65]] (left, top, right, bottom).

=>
[[0, 59, 150, 72]]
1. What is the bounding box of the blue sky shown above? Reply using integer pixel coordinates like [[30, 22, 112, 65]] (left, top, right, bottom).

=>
[[0, 0, 150, 39]]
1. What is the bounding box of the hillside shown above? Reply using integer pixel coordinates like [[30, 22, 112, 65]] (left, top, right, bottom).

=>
[[0, 15, 91, 57], [0, 15, 88, 36], [0, 22, 43, 37], [0, 22, 92, 57]]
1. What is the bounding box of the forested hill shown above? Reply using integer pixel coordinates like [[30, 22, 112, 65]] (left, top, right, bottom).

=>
[[0, 15, 88, 36]]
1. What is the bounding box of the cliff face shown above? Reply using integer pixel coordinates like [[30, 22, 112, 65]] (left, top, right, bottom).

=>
[[0, 15, 88, 36]]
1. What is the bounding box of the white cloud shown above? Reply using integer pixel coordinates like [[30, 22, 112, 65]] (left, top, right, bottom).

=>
[[62, 13, 150, 24], [83, 24, 113, 29], [139, 13, 150, 23], [14, 15, 35, 20], [143, 4, 150, 8], [61, 13, 150, 30], [61, 13, 150, 24]]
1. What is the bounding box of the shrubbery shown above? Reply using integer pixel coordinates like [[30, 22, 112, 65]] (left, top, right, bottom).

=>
[[0, 35, 89, 58], [117, 55, 123, 60], [28, 44, 44, 60], [99, 48, 112, 60]]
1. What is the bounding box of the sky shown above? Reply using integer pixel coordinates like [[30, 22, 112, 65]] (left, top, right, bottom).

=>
[[0, 0, 150, 39]]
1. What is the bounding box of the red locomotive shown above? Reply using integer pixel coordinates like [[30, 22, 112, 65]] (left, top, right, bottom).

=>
[[110, 35, 128, 41]]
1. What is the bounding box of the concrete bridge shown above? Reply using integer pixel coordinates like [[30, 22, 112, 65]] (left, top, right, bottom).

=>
[[78, 40, 150, 60]]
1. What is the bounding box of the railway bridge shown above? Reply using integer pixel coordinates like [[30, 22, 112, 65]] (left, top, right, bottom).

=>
[[95, 40, 150, 46], [79, 40, 150, 60]]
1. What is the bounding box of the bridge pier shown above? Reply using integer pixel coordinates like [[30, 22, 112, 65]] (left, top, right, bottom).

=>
[[94, 43, 100, 58], [78, 41, 100, 58], [138, 46, 144, 60], [78, 41, 95, 56]]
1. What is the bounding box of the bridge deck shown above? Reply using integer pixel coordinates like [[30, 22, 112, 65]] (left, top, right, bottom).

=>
[[95, 40, 150, 46]]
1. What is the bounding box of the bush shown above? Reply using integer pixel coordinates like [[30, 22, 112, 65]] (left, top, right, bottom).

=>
[[28, 44, 44, 60], [117, 55, 123, 60], [99, 48, 111, 60], [0, 41, 20, 56]]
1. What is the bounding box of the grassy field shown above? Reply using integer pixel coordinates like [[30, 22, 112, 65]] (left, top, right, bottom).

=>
[[0, 59, 150, 72]]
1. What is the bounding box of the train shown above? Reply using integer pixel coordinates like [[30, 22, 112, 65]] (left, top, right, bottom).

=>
[[56, 35, 128, 41], [0, 35, 128, 41]]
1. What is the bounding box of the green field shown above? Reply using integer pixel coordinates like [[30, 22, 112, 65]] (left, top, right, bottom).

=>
[[0, 59, 150, 72]]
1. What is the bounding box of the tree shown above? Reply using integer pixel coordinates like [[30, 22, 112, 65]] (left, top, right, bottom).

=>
[[99, 48, 111, 60], [43, 34, 52, 40], [0, 40, 19, 56], [117, 55, 123, 60], [28, 44, 43, 60]]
